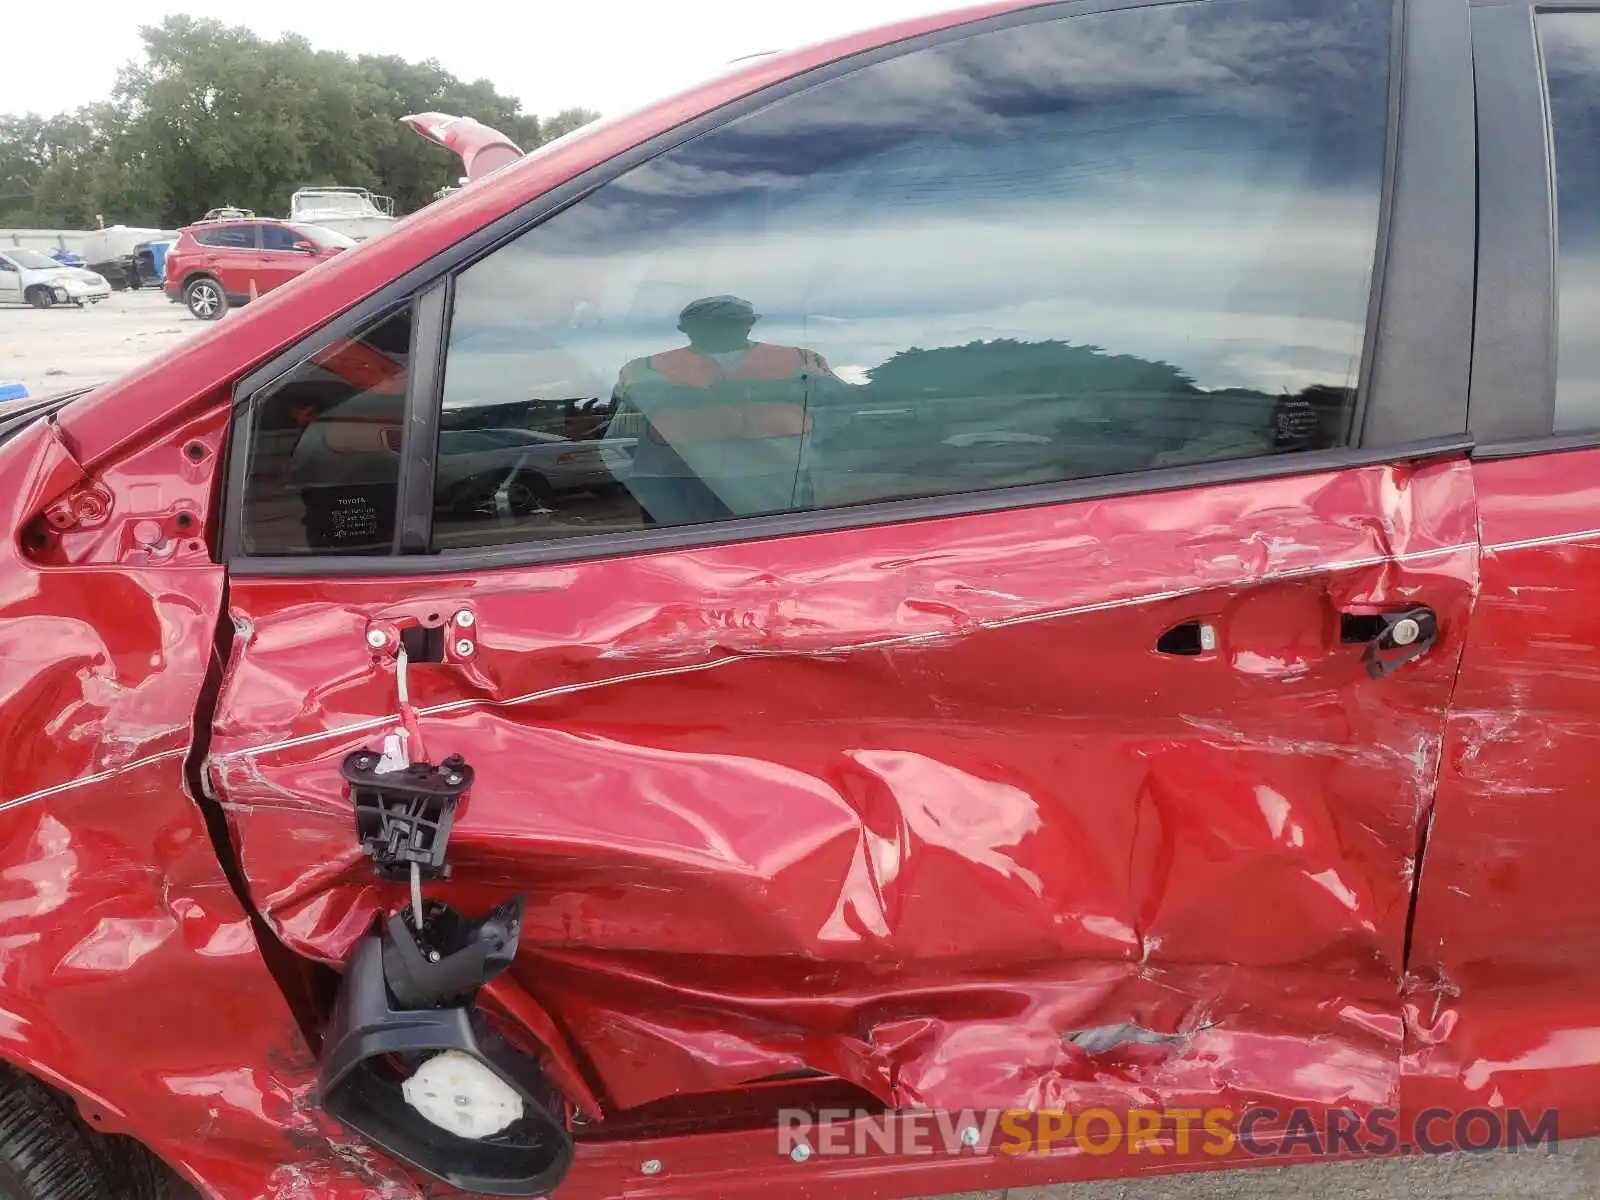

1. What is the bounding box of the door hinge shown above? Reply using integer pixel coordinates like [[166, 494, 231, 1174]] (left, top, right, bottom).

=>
[[40, 480, 113, 532], [364, 606, 477, 664]]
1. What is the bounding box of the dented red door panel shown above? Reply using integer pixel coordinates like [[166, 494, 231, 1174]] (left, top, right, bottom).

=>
[[206, 456, 1476, 1123], [1405, 448, 1600, 1140]]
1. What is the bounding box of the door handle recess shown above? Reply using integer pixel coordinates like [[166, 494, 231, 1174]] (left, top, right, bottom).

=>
[[1156, 620, 1217, 656], [1340, 607, 1438, 678]]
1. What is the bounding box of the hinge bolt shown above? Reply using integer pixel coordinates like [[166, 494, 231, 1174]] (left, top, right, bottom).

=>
[[790, 1143, 812, 1163], [640, 1159, 662, 1176], [455, 639, 475, 656], [445, 773, 462, 786], [455, 610, 475, 628], [366, 629, 388, 649]]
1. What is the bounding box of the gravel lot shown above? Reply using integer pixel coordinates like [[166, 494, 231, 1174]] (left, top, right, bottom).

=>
[[1, 287, 208, 402], [3, 288, 1596, 1199]]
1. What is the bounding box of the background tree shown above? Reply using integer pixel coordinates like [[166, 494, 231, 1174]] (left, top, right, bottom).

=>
[[0, 15, 597, 227]]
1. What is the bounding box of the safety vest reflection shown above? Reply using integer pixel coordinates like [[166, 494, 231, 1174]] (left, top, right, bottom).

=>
[[611, 341, 840, 524]]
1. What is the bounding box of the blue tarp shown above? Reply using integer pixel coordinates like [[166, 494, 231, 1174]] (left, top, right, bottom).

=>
[[148, 240, 173, 281], [0, 384, 28, 403]]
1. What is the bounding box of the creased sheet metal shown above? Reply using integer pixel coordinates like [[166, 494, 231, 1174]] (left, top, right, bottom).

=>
[[211, 459, 1477, 1119]]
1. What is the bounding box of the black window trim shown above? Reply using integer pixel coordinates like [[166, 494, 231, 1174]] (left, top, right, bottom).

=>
[[1366, 0, 1476, 447], [1468, 0, 1600, 459], [222, 0, 1473, 576], [395, 279, 450, 552], [221, 294, 421, 558]]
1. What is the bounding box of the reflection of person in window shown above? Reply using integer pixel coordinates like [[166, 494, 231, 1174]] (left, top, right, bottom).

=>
[[608, 295, 842, 525]]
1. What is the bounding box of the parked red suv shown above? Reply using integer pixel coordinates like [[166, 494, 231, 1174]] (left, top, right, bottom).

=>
[[3, 0, 1600, 1196], [162, 218, 354, 320]]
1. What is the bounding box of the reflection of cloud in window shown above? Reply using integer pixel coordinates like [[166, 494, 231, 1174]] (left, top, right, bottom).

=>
[[443, 0, 1385, 414], [1545, 12, 1600, 70], [718, 0, 1380, 140], [447, 185, 1377, 406], [1542, 14, 1600, 427], [1556, 258, 1600, 425]]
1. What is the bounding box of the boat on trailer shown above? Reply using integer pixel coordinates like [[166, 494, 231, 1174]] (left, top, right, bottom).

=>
[[286, 188, 397, 241]]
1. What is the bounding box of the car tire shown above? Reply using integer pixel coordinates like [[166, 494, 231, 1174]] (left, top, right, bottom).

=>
[[183, 277, 226, 321], [0, 1063, 180, 1199], [24, 287, 52, 310]]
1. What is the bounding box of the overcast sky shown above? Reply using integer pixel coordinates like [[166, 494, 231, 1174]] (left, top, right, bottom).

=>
[[2, 1, 947, 119]]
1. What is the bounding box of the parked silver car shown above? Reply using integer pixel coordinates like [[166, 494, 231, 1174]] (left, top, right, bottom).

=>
[[0, 248, 111, 308]]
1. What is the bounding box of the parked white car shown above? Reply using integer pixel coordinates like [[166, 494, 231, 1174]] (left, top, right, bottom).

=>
[[0, 248, 111, 308]]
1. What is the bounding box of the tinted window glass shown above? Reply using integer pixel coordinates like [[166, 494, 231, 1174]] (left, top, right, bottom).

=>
[[436, 0, 1390, 550], [261, 224, 300, 251], [1542, 14, 1600, 429], [194, 225, 257, 249], [241, 308, 412, 555]]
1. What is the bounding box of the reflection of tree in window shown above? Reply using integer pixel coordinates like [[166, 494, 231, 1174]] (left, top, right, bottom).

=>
[[806, 339, 1349, 506]]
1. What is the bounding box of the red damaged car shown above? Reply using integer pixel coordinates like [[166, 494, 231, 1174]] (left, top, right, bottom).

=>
[[1, 0, 1597, 1194]]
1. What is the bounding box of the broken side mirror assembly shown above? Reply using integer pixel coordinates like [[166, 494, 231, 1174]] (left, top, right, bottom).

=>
[[317, 740, 573, 1196]]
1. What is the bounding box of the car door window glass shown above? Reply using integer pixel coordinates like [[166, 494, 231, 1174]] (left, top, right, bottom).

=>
[[239, 307, 413, 555], [261, 225, 299, 251], [434, 0, 1390, 552], [195, 225, 256, 249], [1541, 14, 1600, 430]]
